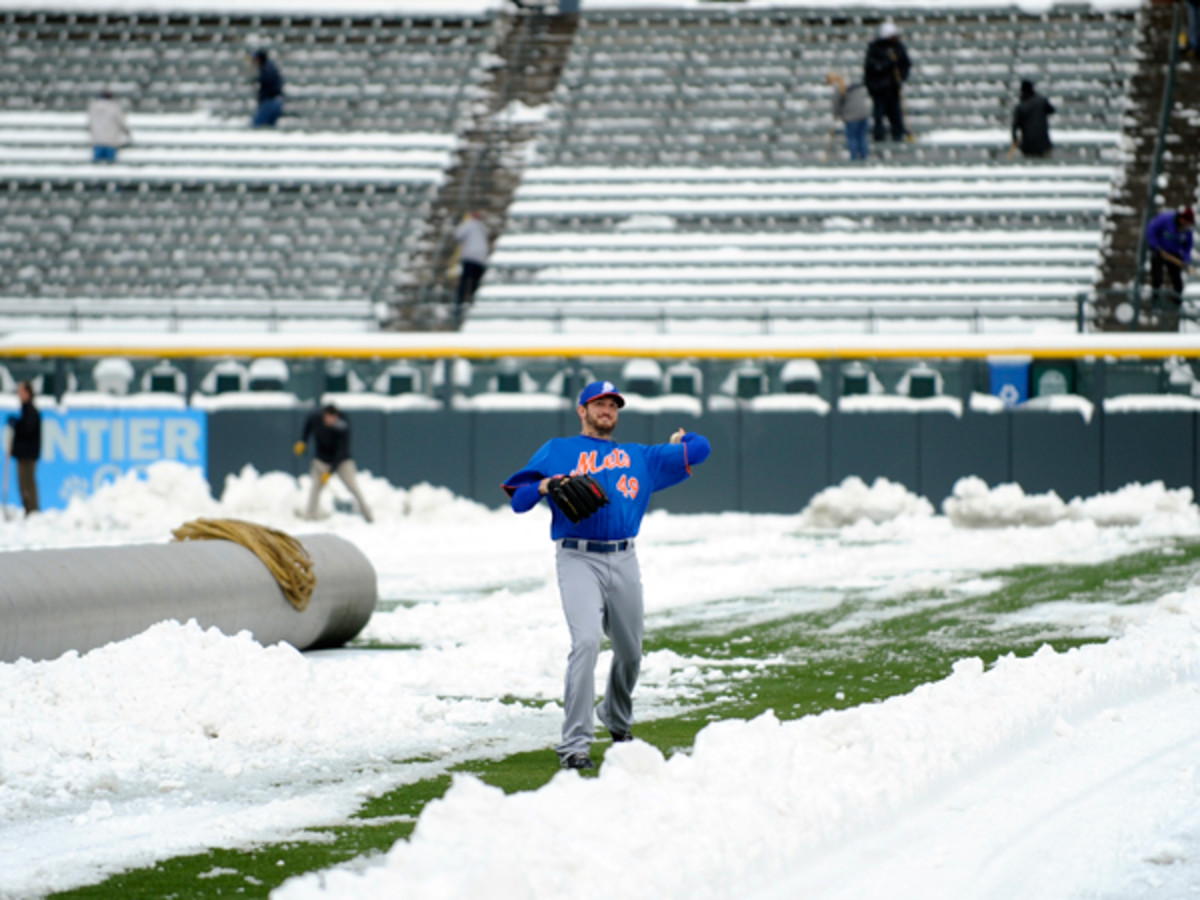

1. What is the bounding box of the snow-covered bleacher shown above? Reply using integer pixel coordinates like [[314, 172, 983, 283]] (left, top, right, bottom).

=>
[[535, 7, 1133, 168], [465, 4, 1136, 334], [0, 10, 492, 129], [0, 3, 1142, 334], [0, 112, 452, 317], [0, 8, 493, 326]]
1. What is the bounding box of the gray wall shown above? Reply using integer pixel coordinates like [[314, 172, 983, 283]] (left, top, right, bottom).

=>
[[206, 406, 1197, 513]]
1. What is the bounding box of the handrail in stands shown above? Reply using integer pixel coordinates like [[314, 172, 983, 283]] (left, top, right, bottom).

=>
[[465, 300, 1083, 335], [1130, 1, 1184, 329]]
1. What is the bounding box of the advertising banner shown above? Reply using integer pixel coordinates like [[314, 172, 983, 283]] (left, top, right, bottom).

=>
[[3, 408, 207, 512]]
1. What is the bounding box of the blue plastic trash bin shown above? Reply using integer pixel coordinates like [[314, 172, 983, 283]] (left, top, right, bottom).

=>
[[988, 357, 1031, 407]]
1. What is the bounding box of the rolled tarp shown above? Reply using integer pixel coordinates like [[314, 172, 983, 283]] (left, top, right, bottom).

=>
[[0, 534, 377, 664]]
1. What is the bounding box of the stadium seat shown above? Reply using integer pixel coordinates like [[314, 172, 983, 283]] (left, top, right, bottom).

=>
[[781, 359, 821, 395], [142, 361, 185, 394], [247, 358, 289, 392], [897, 363, 943, 398], [663, 362, 702, 396], [92, 357, 135, 395], [622, 358, 662, 397], [202, 360, 248, 394], [375, 362, 423, 396]]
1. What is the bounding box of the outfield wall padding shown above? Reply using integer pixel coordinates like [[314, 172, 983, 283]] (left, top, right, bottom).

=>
[[0, 534, 377, 663], [206, 407, 1200, 514]]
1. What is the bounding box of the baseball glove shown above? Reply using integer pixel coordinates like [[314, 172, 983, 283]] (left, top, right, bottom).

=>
[[547, 474, 609, 524]]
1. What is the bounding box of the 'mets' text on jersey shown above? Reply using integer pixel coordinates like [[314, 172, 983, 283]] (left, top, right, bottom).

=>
[[504, 432, 711, 541]]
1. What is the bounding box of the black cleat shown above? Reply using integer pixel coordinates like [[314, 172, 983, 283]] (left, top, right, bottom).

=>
[[597, 708, 633, 743], [561, 753, 595, 770]]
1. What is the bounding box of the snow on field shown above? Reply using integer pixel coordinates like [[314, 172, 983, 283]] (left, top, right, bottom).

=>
[[2, 467, 1200, 898]]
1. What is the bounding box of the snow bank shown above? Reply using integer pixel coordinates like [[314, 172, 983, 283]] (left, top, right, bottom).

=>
[[4, 463, 1200, 898], [0, 620, 563, 896], [1, 461, 494, 544], [799, 476, 935, 528], [943, 476, 1200, 530]]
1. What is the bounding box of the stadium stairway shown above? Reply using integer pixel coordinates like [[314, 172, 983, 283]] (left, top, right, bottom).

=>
[[1093, 1, 1200, 331], [386, 6, 579, 331]]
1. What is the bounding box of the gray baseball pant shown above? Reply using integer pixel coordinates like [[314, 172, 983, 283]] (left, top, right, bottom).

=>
[[554, 541, 643, 761], [307, 459, 373, 522]]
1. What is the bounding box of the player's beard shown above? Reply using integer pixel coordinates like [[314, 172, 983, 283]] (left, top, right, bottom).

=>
[[583, 406, 616, 438]]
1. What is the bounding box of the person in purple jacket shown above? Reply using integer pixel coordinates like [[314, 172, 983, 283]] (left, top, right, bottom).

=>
[[503, 380, 711, 770], [1146, 205, 1195, 329]]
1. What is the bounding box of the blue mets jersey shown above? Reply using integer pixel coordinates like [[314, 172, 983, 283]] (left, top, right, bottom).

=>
[[503, 432, 711, 541]]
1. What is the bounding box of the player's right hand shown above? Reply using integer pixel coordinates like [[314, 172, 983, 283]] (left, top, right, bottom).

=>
[[293, 441, 306, 456]]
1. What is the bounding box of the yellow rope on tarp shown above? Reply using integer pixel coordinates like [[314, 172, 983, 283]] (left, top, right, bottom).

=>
[[171, 518, 316, 611]]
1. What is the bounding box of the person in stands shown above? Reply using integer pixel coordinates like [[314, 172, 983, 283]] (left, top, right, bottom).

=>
[[452, 211, 490, 320], [863, 21, 911, 144], [87, 89, 131, 163], [250, 49, 285, 128], [1145, 205, 1195, 330], [827, 72, 872, 161], [1009, 79, 1056, 160]]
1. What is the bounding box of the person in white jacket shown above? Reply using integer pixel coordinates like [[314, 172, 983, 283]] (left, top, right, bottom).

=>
[[452, 211, 489, 319], [87, 90, 131, 163]]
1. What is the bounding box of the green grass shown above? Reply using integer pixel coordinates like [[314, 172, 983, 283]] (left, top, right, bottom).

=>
[[49, 540, 1200, 900]]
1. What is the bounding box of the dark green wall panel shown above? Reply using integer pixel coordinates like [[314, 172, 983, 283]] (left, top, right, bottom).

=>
[[1011, 410, 1102, 500], [1103, 412, 1194, 491], [830, 412, 920, 493], [919, 412, 1010, 507], [740, 411, 829, 513]]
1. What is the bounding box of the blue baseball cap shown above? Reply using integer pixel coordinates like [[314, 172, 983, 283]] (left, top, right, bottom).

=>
[[578, 380, 625, 408]]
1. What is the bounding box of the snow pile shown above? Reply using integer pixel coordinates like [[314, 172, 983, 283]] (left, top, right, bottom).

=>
[[942, 476, 1069, 528], [273, 588, 1200, 900], [798, 476, 935, 528], [944, 476, 1200, 530], [0, 620, 563, 895], [2, 461, 496, 543], [57, 461, 220, 533], [1069, 480, 1198, 528], [0, 620, 541, 818]]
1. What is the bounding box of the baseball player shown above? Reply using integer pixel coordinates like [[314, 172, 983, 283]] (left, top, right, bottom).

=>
[[503, 380, 711, 770]]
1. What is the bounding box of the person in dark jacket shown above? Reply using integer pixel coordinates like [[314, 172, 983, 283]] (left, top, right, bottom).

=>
[[1146, 205, 1195, 329], [294, 404, 373, 522], [863, 21, 911, 143], [250, 49, 285, 128], [7, 381, 41, 515], [1009, 80, 1055, 159]]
